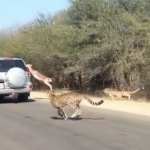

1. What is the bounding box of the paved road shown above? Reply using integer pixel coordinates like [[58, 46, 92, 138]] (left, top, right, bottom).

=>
[[0, 98, 150, 150]]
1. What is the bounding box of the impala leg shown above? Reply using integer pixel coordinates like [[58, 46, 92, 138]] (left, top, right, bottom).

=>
[[44, 81, 52, 90]]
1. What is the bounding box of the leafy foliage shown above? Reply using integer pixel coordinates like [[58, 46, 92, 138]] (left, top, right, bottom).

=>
[[1, 0, 150, 96]]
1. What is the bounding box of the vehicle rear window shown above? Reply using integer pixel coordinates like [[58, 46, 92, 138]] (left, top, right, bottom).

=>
[[0, 60, 26, 72]]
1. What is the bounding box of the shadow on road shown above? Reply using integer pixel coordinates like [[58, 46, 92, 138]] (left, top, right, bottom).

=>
[[34, 98, 47, 100], [0, 97, 35, 104], [50, 116, 105, 121]]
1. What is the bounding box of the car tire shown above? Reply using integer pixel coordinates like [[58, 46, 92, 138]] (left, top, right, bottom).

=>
[[18, 93, 29, 102], [6, 67, 27, 89], [0, 95, 4, 100]]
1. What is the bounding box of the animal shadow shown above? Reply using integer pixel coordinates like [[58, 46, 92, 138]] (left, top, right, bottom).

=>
[[50, 116, 83, 121], [34, 98, 47, 100], [50, 116, 105, 121]]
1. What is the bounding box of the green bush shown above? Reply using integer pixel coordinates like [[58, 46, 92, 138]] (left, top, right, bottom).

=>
[[1, 0, 150, 97]]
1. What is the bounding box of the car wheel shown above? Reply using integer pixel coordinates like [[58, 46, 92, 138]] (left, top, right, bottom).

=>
[[6, 67, 27, 89], [18, 94, 29, 102], [0, 96, 4, 100]]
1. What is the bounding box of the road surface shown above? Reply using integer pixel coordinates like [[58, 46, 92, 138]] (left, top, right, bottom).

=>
[[0, 97, 150, 150]]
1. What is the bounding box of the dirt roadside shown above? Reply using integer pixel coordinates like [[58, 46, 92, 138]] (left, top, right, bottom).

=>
[[30, 91, 150, 117]]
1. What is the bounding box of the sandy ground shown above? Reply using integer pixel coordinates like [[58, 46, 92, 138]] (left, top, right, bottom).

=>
[[30, 91, 150, 117]]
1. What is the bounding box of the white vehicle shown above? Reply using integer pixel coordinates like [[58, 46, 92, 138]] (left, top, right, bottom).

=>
[[0, 57, 33, 102]]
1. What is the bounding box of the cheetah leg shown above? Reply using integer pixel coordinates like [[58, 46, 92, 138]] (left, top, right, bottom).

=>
[[77, 104, 82, 116], [57, 108, 63, 117], [74, 105, 82, 118], [69, 105, 81, 118], [57, 108, 68, 120]]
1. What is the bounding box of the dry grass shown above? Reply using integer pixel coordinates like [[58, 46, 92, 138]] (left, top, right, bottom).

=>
[[30, 89, 150, 117]]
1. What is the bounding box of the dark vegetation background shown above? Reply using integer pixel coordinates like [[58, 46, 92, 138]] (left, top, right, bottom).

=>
[[1, 0, 150, 100]]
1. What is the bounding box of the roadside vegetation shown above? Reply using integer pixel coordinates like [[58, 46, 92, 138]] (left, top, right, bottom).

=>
[[1, 0, 150, 100]]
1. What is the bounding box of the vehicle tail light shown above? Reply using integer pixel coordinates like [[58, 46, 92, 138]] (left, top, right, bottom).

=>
[[26, 67, 30, 76], [29, 85, 32, 89]]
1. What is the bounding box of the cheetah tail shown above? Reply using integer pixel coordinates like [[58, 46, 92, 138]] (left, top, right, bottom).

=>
[[83, 96, 104, 106]]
